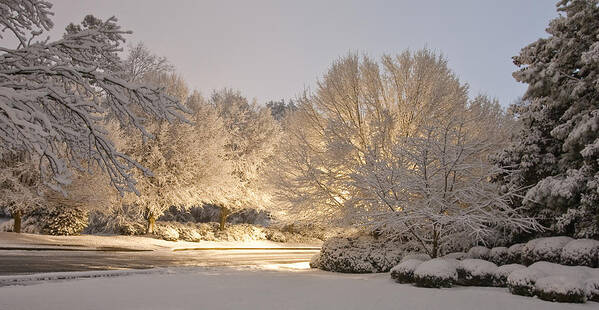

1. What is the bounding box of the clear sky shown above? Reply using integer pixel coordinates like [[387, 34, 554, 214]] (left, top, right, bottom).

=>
[[47, 0, 558, 106]]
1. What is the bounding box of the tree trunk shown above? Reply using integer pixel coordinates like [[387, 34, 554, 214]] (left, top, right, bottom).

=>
[[431, 231, 439, 258], [13, 210, 22, 233], [147, 214, 156, 234], [219, 206, 230, 231]]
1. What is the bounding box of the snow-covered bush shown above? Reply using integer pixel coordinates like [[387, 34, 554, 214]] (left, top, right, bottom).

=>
[[118, 222, 146, 236], [413, 258, 459, 288], [159, 205, 272, 226], [507, 268, 548, 296], [86, 208, 146, 236], [561, 239, 599, 268], [309, 254, 322, 269], [264, 229, 287, 243], [215, 224, 268, 242], [10, 206, 89, 236], [400, 253, 431, 263], [442, 252, 466, 260], [466, 246, 490, 260], [41, 206, 89, 236], [0, 219, 14, 232], [154, 224, 180, 241], [534, 276, 586, 303], [456, 259, 497, 286], [585, 278, 599, 302], [532, 236, 573, 264], [521, 239, 541, 265], [390, 259, 425, 284], [507, 243, 525, 264], [194, 223, 219, 241], [175, 223, 203, 242], [488, 247, 509, 266], [493, 264, 526, 287], [311, 235, 405, 273], [508, 261, 599, 300]]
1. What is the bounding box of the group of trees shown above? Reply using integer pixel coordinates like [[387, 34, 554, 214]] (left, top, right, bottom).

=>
[[0, 1, 279, 233], [269, 0, 599, 256], [2, 0, 598, 255], [0, 1, 186, 233]]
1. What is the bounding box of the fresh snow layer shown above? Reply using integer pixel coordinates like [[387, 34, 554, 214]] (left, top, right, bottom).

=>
[[458, 259, 498, 277], [561, 239, 599, 267], [495, 264, 526, 280], [391, 259, 424, 274], [414, 258, 458, 278], [467, 246, 490, 259], [535, 276, 585, 295], [0, 267, 597, 310], [400, 253, 431, 263]]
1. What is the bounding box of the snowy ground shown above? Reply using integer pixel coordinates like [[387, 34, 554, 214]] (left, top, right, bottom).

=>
[[0, 232, 321, 251], [0, 265, 596, 310]]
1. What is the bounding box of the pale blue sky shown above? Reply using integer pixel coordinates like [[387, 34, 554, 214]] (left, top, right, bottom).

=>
[[48, 0, 558, 106]]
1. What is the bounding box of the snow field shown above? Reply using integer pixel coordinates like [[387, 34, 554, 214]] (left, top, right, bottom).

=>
[[3, 267, 597, 310]]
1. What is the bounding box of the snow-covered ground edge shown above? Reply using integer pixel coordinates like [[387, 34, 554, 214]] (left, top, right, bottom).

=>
[[0, 268, 162, 287]]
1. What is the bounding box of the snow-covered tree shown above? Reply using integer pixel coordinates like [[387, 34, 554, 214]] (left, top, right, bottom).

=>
[[272, 50, 538, 252], [272, 50, 472, 223], [210, 89, 280, 229], [352, 96, 539, 257], [493, 0, 599, 238], [266, 99, 297, 121], [0, 151, 44, 232], [0, 1, 186, 195], [120, 72, 234, 233]]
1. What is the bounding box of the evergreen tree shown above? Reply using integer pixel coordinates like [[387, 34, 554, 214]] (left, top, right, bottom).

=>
[[493, 0, 599, 238]]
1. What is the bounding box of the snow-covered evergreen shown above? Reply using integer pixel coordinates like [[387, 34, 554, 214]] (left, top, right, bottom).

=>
[[493, 0, 599, 238]]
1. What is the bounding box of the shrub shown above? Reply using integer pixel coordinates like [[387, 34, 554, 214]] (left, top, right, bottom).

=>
[[36, 206, 88, 236], [309, 253, 322, 269], [507, 268, 548, 296], [0, 219, 14, 232], [265, 229, 287, 243], [493, 264, 526, 287], [2, 206, 89, 235], [585, 278, 599, 302], [532, 236, 573, 264], [466, 246, 490, 260], [390, 259, 424, 284], [118, 222, 146, 235], [312, 234, 406, 273], [442, 252, 466, 260], [413, 258, 459, 288], [176, 223, 203, 242], [534, 276, 586, 303], [507, 243, 525, 264], [400, 253, 431, 263], [488, 247, 509, 266], [154, 224, 180, 241], [521, 239, 541, 266], [561, 239, 599, 268], [508, 261, 599, 298], [456, 259, 497, 286]]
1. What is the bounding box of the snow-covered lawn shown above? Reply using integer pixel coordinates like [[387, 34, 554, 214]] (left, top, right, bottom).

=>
[[0, 232, 321, 252], [0, 265, 596, 310]]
